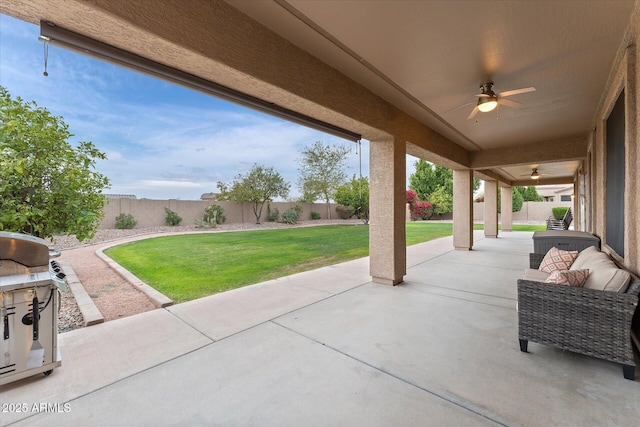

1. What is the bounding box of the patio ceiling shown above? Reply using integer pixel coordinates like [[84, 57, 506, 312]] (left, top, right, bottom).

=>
[[1, 0, 635, 184], [229, 0, 635, 182]]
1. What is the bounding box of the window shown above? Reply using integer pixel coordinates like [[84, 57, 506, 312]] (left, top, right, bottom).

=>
[[560, 195, 572, 202], [606, 90, 625, 256]]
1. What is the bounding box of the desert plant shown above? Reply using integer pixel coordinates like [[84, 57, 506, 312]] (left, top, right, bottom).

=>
[[194, 216, 216, 229], [205, 204, 226, 224], [195, 204, 225, 228], [552, 206, 570, 220], [115, 213, 137, 229], [267, 206, 280, 222], [310, 211, 321, 220], [164, 208, 182, 226], [280, 205, 303, 224]]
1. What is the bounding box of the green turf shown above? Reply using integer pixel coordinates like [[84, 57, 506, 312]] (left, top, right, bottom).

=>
[[105, 222, 543, 302], [508, 224, 546, 232]]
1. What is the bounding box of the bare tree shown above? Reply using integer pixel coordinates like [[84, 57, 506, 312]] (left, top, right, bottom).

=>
[[297, 141, 351, 219]]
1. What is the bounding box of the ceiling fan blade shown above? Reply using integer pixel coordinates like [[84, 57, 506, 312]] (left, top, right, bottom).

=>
[[444, 101, 476, 113], [499, 99, 523, 109], [467, 106, 479, 120], [475, 94, 490, 98], [499, 87, 536, 98]]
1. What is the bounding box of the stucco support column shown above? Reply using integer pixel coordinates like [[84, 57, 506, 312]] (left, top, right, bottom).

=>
[[369, 137, 406, 285], [500, 186, 513, 232], [484, 180, 499, 238], [453, 170, 474, 250]]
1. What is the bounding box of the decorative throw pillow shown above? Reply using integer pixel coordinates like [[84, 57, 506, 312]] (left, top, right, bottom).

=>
[[545, 269, 590, 287], [539, 247, 579, 273]]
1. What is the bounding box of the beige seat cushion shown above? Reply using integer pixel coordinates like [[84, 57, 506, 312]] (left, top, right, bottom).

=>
[[578, 251, 631, 292], [569, 246, 600, 270], [523, 268, 550, 282]]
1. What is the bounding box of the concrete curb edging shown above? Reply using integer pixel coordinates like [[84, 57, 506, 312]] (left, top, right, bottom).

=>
[[58, 261, 105, 326], [95, 247, 174, 308]]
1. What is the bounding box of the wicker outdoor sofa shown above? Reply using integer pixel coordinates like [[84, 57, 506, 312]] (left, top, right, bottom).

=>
[[517, 247, 640, 380]]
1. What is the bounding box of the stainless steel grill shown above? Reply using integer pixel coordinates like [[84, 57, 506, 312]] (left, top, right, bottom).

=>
[[0, 231, 64, 385]]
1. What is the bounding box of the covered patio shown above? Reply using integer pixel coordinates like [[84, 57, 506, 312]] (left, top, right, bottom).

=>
[[1, 1, 639, 424], [2, 0, 637, 284], [2, 232, 639, 425]]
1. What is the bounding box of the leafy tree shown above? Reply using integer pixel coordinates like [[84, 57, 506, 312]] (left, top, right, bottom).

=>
[[217, 164, 289, 224], [409, 160, 480, 207], [297, 141, 351, 219], [512, 188, 524, 212], [429, 186, 453, 216], [520, 186, 544, 202], [0, 87, 110, 241], [334, 175, 369, 220], [409, 160, 447, 201], [496, 187, 525, 213]]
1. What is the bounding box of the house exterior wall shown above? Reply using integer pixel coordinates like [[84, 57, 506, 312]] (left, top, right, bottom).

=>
[[589, 9, 640, 275], [536, 185, 574, 202]]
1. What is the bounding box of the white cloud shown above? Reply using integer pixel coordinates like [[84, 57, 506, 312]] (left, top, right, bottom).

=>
[[1, 16, 376, 201]]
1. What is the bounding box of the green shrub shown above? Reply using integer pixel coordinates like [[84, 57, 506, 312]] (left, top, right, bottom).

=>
[[280, 205, 303, 224], [115, 213, 137, 229], [429, 187, 453, 216], [334, 176, 369, 220], [310, 211, 321, 220], [164, 208, 182, 226], [336, 205, 354, 219], [512, 189, 524, 212], [267, 207, 280, 222], [552, 206, 569, 220]]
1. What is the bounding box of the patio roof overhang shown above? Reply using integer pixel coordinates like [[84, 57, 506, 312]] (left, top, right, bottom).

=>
[[4, 0, 632, 180]]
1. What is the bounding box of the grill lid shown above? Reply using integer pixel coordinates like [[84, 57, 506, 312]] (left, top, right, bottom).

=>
[[0, 232, 51, 268]]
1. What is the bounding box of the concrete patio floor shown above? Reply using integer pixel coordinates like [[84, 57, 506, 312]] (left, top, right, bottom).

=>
[[1, 231, 639, 426]]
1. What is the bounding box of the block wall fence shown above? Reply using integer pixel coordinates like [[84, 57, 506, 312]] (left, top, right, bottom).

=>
[[100, 198, 343, 229], [101, 198, 572, 229], [472, 201, 573, 223]]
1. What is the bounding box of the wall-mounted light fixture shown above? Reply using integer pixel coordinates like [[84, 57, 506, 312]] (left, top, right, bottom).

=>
[[38, 21, 361, 143]]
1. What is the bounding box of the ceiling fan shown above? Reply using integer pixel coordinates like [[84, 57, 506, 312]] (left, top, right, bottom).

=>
[[520, 168, 549, 180], [448, 82, 536, 120]]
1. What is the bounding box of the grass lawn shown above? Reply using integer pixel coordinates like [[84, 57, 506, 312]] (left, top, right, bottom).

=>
[[105, 222, 544, 302]]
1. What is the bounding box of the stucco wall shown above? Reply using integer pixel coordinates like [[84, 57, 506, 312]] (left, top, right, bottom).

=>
[[472, 201, 572, 223], [589, 8, 640, 275], [101, 199, 342, 229]]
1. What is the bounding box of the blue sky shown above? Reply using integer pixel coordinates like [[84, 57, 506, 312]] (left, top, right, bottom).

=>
[[1, 15, 418, 200]]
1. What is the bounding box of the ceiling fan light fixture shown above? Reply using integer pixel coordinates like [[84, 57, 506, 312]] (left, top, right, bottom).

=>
[[476, 82, 498, 112], [477, 96, 498, 112], [530, 168, 540, 180]]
